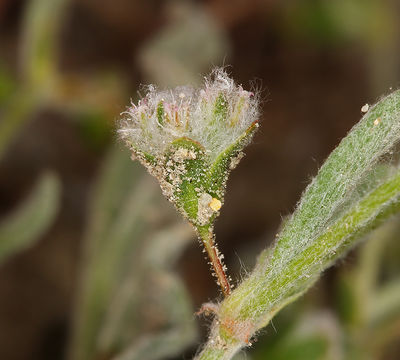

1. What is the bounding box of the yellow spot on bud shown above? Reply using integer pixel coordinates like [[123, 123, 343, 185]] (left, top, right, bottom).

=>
[[209, 198, 222, 211], [374, 117, 381, 126]]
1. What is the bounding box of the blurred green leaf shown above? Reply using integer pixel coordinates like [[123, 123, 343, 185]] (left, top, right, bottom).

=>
[[266, 337, 328, 360], [335, 218, 400, 326], [0, 172, 61, 264], [138, 2, 229, 87], [98, 223, 194, 352], [282, 0, 343, 44], [143, 223, 193, 270], [252, 312, 342, 360], [110, 272, 196, 360], [0, 62, 16, 105], [0, 0, 69, 160], [75, 110, 112, 151], [69, 146, 197, 360], [20, 0, 69, 91], [0, 89, 39, 160], [333, 217, 400, 358], [336, 273, 358, 327], [372, 279, 400, 326], [69, 146, 155, 360]]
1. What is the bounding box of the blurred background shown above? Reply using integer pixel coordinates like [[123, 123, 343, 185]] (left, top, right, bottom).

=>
[[1, 0, 400, 359]]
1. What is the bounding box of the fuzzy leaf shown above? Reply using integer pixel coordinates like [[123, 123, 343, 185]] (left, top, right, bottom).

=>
[[68, 147, 156, 360], [69, 147, 197, 360], [196, 90, 400, 359], [21, 0, 68, 89], [206, 121, 259, 197], [0, 0, 68, 159], [0, 172, 61, 264]]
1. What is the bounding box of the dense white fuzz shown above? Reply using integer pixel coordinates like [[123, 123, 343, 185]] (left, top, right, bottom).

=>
[[118, 68, 259, 162], [118, 68, 260, 229]]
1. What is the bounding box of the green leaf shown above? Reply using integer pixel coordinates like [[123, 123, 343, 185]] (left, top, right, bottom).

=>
[[0, 62, 16, 105], [371, 279, 400, 326], [274, 90, 400, 261], [0, 172, 61, 264], [224, 161, 400, 325], [206, 121, 259, 197], [21, 0, 69, 89], [100, 271, 196, 360], [196, 90, 400, 360], [137, 2, 229, 87], [68, 147, 156, 360], [256, 337, 328, 360], [0, 89, 39, 160], [0, 0, 69, 159], [69, 146, 197, 360], [97, 223, 193, 349]]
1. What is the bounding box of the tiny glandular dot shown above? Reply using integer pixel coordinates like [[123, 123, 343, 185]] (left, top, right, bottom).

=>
[[361, 103, 369, 113]]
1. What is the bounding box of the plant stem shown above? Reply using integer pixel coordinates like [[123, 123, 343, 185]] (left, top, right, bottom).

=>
[[197, 226, 231, 296]]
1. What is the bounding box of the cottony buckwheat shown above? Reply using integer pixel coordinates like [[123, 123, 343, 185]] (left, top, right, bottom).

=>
[[118, 68, 259, 229]]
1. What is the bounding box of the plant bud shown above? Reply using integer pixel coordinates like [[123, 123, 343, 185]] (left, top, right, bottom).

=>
[[119, 68, 260, 228]]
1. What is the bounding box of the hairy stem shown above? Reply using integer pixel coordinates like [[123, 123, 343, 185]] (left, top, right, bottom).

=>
[[197, 226, 231, 297]]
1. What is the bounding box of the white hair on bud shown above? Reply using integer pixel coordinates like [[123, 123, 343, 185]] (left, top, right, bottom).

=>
[[118, 68, 259, 161]]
